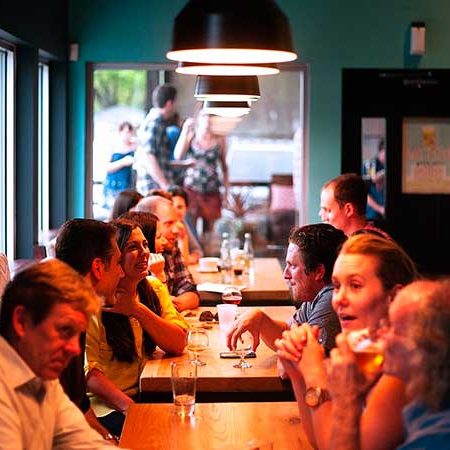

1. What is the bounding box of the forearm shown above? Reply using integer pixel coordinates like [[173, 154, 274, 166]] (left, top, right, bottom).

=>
[[132, 303, 186, 354], [86, 369, 134, 414], [107, 158, 130, 173], [147, 154, 169, 188], [299, 363, 333, 450], [172, 291, 200, 311], [84, 407, 117, 442], [330, 397, 363, 450], [259, 316, 289, 351], [367, 195, 384, 215], [173, 129, 191, 159]]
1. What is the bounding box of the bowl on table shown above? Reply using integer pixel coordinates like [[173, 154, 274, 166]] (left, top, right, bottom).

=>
[[198, 257, 220, 273]]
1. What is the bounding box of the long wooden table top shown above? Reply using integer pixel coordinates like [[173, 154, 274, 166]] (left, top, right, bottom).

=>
[[191, 257, 290, 305], [120, 402, 312, 450], [140, 306, 294, 395]]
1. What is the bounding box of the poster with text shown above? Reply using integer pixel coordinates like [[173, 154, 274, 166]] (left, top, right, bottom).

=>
[[402, 118, 450, 194]]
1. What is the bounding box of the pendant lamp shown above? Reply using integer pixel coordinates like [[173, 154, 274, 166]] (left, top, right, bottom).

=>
[[203, 101, 251, 118], [167, 0, 297, 68], [176, 62, 279, 76], [194, 75, 260, 101]]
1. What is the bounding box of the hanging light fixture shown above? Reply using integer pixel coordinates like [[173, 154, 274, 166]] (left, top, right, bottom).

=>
[[203, 100, 251, 118], [167, 0, 297, 71], [194, 75, 260, 101], [176, 62, 279, 76]]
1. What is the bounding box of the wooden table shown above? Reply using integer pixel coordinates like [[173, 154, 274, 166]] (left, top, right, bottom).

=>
[[140, 306, 295, 401], [120, 402, 312, 450], [191, 257, 290, 306]]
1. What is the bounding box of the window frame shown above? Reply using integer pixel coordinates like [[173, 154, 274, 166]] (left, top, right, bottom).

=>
[[0, 40, 16, 258]]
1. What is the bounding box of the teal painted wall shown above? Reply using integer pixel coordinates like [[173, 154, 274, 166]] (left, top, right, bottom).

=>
[[68, 0, 450, 221]]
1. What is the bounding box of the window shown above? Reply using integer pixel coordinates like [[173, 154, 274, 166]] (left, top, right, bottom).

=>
[[38, 62, 49, 234], [0, 44, 15, 257]]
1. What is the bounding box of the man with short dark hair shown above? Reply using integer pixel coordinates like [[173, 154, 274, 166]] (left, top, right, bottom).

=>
[[0, 259, 112, 448], [56, 218, 124, 443], [135, 84, 178, 192], [227, 223, 346, 354], [135, 195, 199, 311], [319, 173, 390, 238]]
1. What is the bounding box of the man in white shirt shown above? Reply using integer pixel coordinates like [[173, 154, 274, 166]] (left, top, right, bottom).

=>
[[0, 259, 113, 449]]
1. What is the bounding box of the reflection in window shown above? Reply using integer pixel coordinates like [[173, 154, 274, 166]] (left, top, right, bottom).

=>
[[38, 62, 50, 234], [361, 118, 386, 223], [0, 45, 15, 257]]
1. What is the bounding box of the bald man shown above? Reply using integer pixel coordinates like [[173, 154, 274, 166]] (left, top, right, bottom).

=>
[[136, 196, 199, 311]]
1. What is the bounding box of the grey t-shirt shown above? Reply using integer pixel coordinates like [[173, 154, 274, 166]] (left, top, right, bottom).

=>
[[288, 285, 340, 353]]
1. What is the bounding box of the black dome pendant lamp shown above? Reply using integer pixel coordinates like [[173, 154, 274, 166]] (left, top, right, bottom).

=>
[[167, 0, 297, 74]]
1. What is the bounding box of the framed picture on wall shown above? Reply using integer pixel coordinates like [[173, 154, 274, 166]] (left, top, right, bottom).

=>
[[402, 117, 450, 194]]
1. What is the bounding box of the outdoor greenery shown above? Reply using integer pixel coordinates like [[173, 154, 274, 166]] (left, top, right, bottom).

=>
[[94, 70, 147, 112]]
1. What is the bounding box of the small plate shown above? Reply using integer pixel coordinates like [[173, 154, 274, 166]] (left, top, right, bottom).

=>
[[197, 268, 219, 273]]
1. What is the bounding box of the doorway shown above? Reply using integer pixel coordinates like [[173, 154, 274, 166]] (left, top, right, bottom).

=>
[[86, 64, 308, 254], [342, 69, 450, 274]]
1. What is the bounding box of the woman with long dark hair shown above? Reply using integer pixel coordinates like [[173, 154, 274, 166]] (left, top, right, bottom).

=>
[[85, 219, 187, 437]]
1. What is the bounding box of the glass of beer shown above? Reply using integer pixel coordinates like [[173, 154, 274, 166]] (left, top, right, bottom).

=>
[[347, 328, 384, 375]]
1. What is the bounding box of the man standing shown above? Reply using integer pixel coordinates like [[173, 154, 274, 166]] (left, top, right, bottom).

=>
[[135, 195, 199, 311], [227, 224, 346, 354], [0, 259, 112, 449], [135, 84, 177, 193], [56, 218, 124, 442], [319, 173, 390, 238]]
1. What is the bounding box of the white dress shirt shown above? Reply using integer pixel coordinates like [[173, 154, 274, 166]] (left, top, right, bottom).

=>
[[0, 336, 113, 450]]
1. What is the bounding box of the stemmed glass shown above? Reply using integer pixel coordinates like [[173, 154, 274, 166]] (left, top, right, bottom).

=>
[[186, 328, 209, 366], [233, 331, 253, 369], [222, 286, 242, 305]]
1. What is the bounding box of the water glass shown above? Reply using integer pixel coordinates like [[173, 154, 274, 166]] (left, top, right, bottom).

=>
[[216, 304, 238, 332], [171, 361, 197, 417]]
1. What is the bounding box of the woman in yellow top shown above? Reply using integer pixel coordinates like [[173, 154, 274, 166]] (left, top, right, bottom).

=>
[[85, 218, 188, 437]]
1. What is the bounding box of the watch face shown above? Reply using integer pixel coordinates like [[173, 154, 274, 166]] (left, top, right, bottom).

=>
[[305, 387, 321, 407]]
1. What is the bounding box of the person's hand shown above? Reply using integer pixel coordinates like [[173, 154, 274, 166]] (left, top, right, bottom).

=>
[[275, 324, 323, 382], [183, 117, 195, 132], [226, 309, 264, 351], [326, 333, 374, 402], [176, 221, 186, 239], [187, 252, 200, 265], [275, 323, 308, 362], [148, 252, 165, 276], [107, 289, 140, 317]]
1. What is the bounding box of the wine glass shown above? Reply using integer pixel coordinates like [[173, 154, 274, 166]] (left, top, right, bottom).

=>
[[233, 331, 253, 369], [222, 286, 242, 305], [186, 328, 209, 366]]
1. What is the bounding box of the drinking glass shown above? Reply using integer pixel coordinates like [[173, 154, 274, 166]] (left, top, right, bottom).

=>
[[171, 361, 197, 417], [222, 286, 242, 305], [233, 331, 253, 369], [216, 304, 238, 332], [186, 328, 209, 366], [347, 328, 384, 375]]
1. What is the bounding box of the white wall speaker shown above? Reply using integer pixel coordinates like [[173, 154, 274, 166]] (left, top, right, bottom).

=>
[[410, 22, 426, 56], [69, 43, 79, 61]]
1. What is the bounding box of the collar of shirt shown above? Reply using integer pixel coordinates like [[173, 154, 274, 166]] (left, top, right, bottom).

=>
[[0, 335, 45, 395]]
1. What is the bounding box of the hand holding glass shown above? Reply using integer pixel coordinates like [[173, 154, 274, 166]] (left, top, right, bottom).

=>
[[234, 331, 253, 369], [186, 328, 209, 366], [347, 328, 384, 375]]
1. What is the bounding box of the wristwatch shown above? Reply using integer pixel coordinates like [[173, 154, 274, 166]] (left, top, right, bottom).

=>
[[304, 386, 330, 408]]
